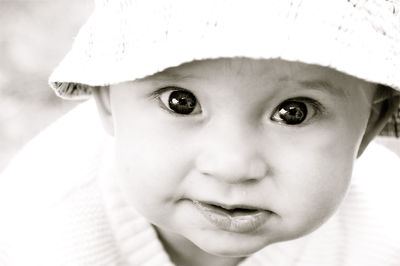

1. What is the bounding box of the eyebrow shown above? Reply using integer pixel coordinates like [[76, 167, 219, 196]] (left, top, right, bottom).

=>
[[296, 79, 347, 98], [139, 70, 348, 98], [138, 71, 197, 83]]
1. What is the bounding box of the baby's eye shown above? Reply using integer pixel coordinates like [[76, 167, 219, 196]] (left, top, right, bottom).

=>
[[271, 98, 321, 125], [157, 87, 201, 115]]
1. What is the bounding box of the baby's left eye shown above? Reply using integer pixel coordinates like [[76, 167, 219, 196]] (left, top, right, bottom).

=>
[[271, 98, 321, 125]]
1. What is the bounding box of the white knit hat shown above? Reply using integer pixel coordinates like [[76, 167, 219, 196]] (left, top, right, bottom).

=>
[[49, 0, 400, 100]]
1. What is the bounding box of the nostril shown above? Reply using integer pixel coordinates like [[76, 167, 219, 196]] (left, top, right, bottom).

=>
[[195, 154, 217, 176], [195, 153, 268, 183], [248, 159, 268, 179]]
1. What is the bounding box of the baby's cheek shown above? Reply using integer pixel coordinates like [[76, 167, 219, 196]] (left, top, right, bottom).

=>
[[114, 132, 193, 203], [275, 146, 354, 234]]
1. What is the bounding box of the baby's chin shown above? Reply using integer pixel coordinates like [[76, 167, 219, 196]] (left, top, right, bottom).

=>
[[187, 230, 278, 258], [200, 245, 263, 258], [186, 222, 319, 259]]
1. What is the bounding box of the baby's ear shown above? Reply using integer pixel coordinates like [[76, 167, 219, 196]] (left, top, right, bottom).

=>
[[358, 92, 400, 157], [93, 86, 114, 136]]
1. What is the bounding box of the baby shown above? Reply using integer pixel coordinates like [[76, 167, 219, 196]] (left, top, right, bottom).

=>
[[1, 1, 400, 266]]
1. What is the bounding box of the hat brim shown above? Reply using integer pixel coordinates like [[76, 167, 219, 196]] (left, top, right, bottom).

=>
[[48, 0, 400, 135]]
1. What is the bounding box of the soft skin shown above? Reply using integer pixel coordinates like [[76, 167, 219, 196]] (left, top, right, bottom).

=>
[[94, 58, 394, 266]]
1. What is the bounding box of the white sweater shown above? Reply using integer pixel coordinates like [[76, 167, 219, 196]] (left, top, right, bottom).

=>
[[1, 101, 400, 266]]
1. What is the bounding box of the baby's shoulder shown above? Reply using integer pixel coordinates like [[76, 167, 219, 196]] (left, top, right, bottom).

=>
[[0, 100, 114, 265], [337, 141, 400, 260], [295, 143, 400, 265], [0, 100, 106, 203], [0, 100, 109, 219], [352, 140, 400, 206]]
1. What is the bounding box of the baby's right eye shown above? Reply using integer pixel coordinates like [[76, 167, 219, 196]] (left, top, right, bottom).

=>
[[156, 87, 202, 115]]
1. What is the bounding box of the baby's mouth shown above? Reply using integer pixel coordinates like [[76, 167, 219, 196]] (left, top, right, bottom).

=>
[[192, 200, 272, 233], [200, 202, 261, 217]]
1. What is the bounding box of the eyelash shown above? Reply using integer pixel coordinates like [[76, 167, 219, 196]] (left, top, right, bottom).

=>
[[271, 97, 326, 126], [151, 86, 202, 116], [151, 87, 326, 124]]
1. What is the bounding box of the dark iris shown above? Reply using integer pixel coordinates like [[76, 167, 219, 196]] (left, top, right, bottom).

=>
[[277, 101, 307, 125], [168, 90, 197, 115]]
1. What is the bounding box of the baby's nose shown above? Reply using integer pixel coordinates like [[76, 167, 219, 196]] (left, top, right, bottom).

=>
[[196, 154, 268, 183], [195, 122, 269, 184]]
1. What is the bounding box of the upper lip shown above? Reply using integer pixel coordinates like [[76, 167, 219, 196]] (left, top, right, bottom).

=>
[[192, 199, 266, 211]]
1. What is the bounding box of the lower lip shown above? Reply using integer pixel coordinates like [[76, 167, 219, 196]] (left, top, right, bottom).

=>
[[192, 200, 271, 233]]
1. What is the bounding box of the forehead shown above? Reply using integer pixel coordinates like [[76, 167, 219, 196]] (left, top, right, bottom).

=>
[[139, 58, 375, 100], [146, 58, 330, 81]]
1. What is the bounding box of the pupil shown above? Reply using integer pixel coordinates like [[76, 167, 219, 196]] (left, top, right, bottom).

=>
[[279, 101, 307, 124], [168, 90, 197, 115]]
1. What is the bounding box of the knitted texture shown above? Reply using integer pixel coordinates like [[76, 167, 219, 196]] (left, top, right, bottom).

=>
[[1, 101, 400, 265], [49, 0, 400, 100]]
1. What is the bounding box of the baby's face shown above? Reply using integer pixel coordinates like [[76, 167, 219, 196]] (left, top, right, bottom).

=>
[[109, 58, 375, 257]]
